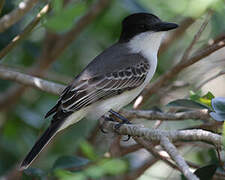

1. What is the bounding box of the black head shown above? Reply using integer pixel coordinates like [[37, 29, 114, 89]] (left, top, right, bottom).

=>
[[119, 13, 178, 42]]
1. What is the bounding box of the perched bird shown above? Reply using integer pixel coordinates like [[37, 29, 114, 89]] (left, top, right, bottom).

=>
[[20, 13, 178, 170]]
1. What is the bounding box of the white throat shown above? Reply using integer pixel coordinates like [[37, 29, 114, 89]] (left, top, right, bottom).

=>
[[127, 31, 165, 61]]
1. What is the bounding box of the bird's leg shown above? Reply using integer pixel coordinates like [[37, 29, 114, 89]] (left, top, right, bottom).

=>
[[109, 109, 131, 141]]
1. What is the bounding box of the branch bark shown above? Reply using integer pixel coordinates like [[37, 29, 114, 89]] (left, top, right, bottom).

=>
[[121, 109, 210, 121], [0, 66, 64, 94], [180, 11, 212, 62], [0, 0, 39, 33], [103, 122, 222, 146], [0, 4, 50, 59], [160, 136, 198, 180]]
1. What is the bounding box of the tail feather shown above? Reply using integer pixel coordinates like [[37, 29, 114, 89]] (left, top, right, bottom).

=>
[[19, 121, 62, 170]]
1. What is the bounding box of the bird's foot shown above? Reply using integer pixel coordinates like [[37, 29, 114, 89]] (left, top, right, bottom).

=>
[[109, 109, 131, 141], [99, 115, 115, 134]]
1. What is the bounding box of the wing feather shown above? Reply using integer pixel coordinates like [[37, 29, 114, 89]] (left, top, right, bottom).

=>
[[45, 59, 150, 118]]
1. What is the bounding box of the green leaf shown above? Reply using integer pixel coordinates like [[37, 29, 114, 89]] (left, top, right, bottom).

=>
[[189, 90, 201, 101], [202, 92, 215, 100], [79, 141, 98, 160], [53, 155, 90, 170], [99, 158, 128, 175], [52, 0, 63, 13], [167, 99, 210, 110], [45, 2, 86, 32], [199, 92, 215, 107], [55, 169, 86, 180], [194, 164, 218, 180], [84, 165, 105, 179]]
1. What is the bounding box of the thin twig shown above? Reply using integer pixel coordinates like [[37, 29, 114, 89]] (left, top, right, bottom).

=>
[[0, 4, 50, 59], [181, 11, 212, 62], [0, 0, 39, 33], [196, 69, 225, 90], [160, 136, 199, 180]]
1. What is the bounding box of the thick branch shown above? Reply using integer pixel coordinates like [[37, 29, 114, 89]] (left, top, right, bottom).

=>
[[0, 66, 65, 94], [160, 136, 198, 180], [0, 0, 39, 33], [121, 109, 210, 121], [103, 121, 222, 146]]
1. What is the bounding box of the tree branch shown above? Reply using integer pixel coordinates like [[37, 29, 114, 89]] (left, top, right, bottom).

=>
[[134, 137, 179, 170], [160, 136, 198, 180], [0, 0, 39, 33], [0, 66, 64, 94], [180, 11, 212, 62], [0, 4, 50, 59], [103, 122, 222, 146], [121, 109, 210, 121]]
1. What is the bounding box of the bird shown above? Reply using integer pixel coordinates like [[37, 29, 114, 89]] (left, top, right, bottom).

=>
[[20, 12, 178, 170]]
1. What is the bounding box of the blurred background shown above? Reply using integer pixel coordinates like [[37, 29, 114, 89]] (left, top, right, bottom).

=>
[[0, 0, 225, 179]]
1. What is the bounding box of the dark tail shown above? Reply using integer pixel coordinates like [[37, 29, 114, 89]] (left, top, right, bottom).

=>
[[19, 121, 62, 170]]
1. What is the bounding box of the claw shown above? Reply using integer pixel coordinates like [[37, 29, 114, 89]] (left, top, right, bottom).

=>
[[123, 135, 131, 141], [99, 124, 108, 134], [109, 109, 131, 124], [109, 109, 132, 141], [99, 115, 116, 134]]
